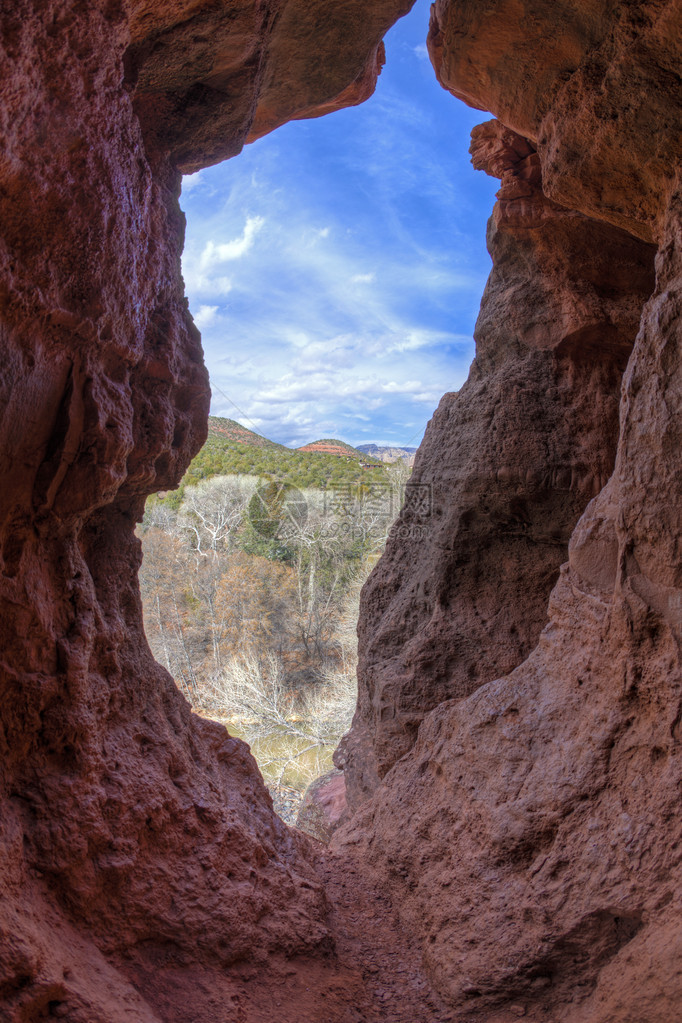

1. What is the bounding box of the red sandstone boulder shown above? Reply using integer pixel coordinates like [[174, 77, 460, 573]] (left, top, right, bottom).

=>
[[296, 769, 349, 843]]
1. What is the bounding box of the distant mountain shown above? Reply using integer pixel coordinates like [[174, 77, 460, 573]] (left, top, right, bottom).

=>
[[206, 420, 381, 464], [298, 438, 381, 463], [157, 419, 389, 506], [356, 443, 417, 465], [206, 416, 286, 451]]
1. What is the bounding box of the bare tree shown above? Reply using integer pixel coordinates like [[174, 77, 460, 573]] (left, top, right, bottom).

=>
[[178, 475, 257, 556], [211, 649, 356, 789], [138, 526, 201, 701], [137, 473, 395, 794]]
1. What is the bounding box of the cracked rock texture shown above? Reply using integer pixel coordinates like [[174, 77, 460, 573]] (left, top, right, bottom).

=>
[[1, 0, 682, 1021]]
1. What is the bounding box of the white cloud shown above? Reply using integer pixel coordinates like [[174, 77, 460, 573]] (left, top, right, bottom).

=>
[[193, 304, 219, 329], [182, 216, 265, 295], [381, 380, 423, 394], [200, 216, 265, 267], [386, 329, 471, 354], [176, 0, 499, 448], [182, 171, 204, 192], [182, 267, 233, 296]]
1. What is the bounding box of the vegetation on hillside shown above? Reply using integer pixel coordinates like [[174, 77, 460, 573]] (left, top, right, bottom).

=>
[[138, 442, 410, 820], [297, 438, 379, 459], [153, 416, 388, 511], [206, 416, 285, 449]]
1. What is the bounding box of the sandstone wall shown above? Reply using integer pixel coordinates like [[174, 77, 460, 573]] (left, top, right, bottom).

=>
[[1, 0, 681, 1021], [0, 1, 410, 1019], [335, 1, 682, 1019], [337, 120, 656, 806]]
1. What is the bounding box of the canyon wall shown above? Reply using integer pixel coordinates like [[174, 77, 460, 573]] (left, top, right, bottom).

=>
[[337, 120, 656, 806], [1, 0, 681, 1021], [0, 1, 410, 1019], [336, 1, 682, 1020]]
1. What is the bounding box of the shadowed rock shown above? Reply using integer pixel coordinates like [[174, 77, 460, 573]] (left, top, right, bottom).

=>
[[1, 1, 682, 1020], [338, 119, 656, 803]]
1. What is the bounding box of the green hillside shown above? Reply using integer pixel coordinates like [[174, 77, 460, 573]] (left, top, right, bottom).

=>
[[298, 438, 381, 461], [156, 417, 389, 507], [206, 416, 286, 450]]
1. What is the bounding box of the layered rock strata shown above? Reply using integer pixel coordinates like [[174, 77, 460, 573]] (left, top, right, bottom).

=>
[[337, 120, 656, 807]]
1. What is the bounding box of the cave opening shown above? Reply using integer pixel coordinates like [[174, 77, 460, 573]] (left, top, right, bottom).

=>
[[2, 0, 678, 1019], [136, 0, 498, 826], [134, 0, 657, 830]]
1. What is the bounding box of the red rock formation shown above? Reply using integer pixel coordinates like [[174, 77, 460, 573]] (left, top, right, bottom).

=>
[[427, 0, 682, 241], [297, 769, 349, 843], [335, 2, 682, 1020], [337, 119, 656, 806], [2, 0, 682, 1020], [0, 0, 410, 1018], [337, 194, 682, 1012], [126, 0, 413, 170]]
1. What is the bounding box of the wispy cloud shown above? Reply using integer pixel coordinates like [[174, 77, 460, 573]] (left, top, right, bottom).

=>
[[192, 304, 219, 329], [179, 0, 496, 448], [183, 217, 266, 296], [200, 216, 265, 265], [182, 170, 204, 192]]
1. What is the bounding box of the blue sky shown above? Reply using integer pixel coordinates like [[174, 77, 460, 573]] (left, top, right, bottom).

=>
[[180, 0, 497, 449]]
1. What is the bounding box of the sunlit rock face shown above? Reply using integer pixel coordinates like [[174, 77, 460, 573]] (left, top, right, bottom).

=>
[[125, 0, 413, 170], [1, 0, 682, 1021], [427, 0, 682, 242], [336, 1, 682, 1020]]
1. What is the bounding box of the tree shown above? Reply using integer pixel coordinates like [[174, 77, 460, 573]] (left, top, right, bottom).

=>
[[138, 525, 202, 701], [178, 475, 257, 556], [211, 553, 296, 663], [210, 649, 356, 790]]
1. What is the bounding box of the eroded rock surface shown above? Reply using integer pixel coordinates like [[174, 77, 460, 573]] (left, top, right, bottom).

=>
[[336, 190, 682, 1016], [126, 0, 413, 171], [338, 119, 655, 805], [335, 2, 682, 1020], [0, 0, 410, 1019], [428, 0, 682, 241], [1, 0, 682, 1021], [296, 768, 349, 843]]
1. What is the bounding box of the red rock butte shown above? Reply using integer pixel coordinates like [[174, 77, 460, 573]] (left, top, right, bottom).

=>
[[1, 1, 681, 1021]]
